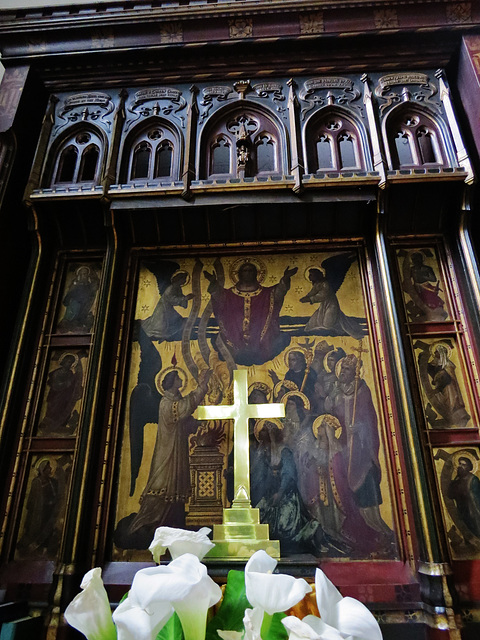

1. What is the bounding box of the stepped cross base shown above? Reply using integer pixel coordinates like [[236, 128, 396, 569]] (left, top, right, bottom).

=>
[[206, 501, 280, 560]]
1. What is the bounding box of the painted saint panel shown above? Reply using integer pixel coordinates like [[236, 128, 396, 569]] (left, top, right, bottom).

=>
[[413, 338, 472, 429], [36, 349, 88, 436], [396, 248, 450, 323], [113, 250, 398, 562], [434, 447, 480, 559], [15, 453, 73, 560], [55, 262, 102, 334]]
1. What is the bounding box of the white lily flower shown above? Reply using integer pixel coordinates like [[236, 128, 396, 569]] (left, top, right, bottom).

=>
[[282, 615, 347, 640], [126, 553, 222, 640], [245, 550, 312, 615], [315, 569, 382, 640], [113, 596, 173, 640], [149, 526, 215, 563], [64, 568, 117, 640], [218, 606, 263, 640]]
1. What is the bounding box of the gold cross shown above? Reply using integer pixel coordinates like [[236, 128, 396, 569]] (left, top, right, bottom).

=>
[[197, 369, 285, 507]]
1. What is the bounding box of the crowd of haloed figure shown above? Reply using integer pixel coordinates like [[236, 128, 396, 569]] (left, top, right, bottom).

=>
[[236, 343, 395, 559]]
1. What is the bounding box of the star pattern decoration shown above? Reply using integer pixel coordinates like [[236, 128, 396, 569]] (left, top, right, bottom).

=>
[[295, 286, 304, 294], [141, 305, 150, 313], [143, 278, 151, 287]]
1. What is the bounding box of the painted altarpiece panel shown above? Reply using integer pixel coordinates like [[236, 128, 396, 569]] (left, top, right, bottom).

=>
[[14, 453, 74, 561], [434, 447, 480, 560], [112, 247, 401, 563], [54, 261, 102, 335]]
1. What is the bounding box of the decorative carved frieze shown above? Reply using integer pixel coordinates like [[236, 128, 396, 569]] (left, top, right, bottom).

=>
[[299, 11, 324, 35], [374, 9, 399, 29], [159, 22, 184, 43], [252, 82, 286, 115], [299, 77, 362, 120], [228, 18, 253, 39], [446, 2, 471, 25], [199, 86, 234, 123], [374, 73, 440, 114], [54, 92, 115, 135], [126, 87, 187, 130]]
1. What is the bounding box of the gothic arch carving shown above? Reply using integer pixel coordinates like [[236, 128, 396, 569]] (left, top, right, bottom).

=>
[[383, 104, 453, 170], [198, 103, 288, 179], [303, 107, 371, 174], [119, 117, 182, 184], [44, 123, 107, 188]]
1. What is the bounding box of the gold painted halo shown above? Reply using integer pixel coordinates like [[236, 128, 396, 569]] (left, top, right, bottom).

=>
[[156, 366, 188, 395], [312, 414, 342, 439], [171, 269, 191, 286], [274, 379, 298, 398], [282, 390, 311, 411], [229, 257, 267, 285], [254, 418, 283, 441], [323, 349, 338, 373], [283, 346, 307, 368], [335, 356, 363, 380], [429, 341, 452, 359], [59, 352, 79, 368], [451, 450, 479, 476], [248, 381, 272, 401], [304, 266, 324, 282]]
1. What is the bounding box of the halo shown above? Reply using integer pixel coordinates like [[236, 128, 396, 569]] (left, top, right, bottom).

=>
[[274, 379, 298, 398], [429, 341, 452, 359], [304, 266, 324, 282], [451, 450, 479, 476], [171, 269, 191, 286], [283, 346, 307, 368], [248, 381, 272, 401], [35, 456, 53, 472], [312, 414, 342, 439], [59, 352, 79, 368], [156, 366, 188, 394], [282, 390, 311, 411], [254, 418, 283, 442], [229, 257, 267, 285], [335, 356, 363, 380], [75, 265, 91, 278], [323, 349, 340, 374]]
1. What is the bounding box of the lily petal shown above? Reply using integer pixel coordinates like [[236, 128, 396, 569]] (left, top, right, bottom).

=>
[[245, 551, 312, 616], [282, 615, 346, 640], [333, 597, 383, 640], [314, 570, 343, 627], [64, 568, 117, 640], [218, 631, 243, 640], [112, 596, 173, 640], [243, 607, 263, 640], [314, 570, 382, 640], [128, 553, 222, 640], [149, 527, 215, 563]]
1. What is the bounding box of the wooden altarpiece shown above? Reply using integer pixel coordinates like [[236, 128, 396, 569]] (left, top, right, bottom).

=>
[[1, 5, 480, 640]]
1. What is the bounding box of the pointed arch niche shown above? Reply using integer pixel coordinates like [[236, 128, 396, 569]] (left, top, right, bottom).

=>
[[199, 105, 286, 180], [385, 105, 449, 170], [304, 108, 369, 174], [46, 125, 106, 187], [120, 119, 181, 184]]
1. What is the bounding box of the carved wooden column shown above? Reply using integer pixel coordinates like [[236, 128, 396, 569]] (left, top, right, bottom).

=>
[[287, 79, 303, 194], [182, 85, 199, 200]]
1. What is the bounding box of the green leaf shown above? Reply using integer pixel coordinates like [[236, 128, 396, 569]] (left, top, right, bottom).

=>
[[156, 612, 184, 640], [206, 570, 251, 640], [261, 612, 288, 640], [119, 591, 129, 604]]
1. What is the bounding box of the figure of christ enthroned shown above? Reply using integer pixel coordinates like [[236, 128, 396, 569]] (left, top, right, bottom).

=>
[[203, 260, 298, 366]]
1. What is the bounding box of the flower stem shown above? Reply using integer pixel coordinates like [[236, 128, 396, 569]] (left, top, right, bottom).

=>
[[260, 612, 273, 639]]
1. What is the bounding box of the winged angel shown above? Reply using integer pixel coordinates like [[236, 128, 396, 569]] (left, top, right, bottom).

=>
[[299, 252, 366, 340]]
